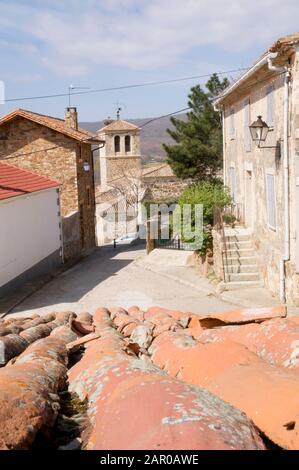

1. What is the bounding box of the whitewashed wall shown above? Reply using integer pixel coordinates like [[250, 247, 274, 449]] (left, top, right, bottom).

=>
[[0, 188, 61, 287]]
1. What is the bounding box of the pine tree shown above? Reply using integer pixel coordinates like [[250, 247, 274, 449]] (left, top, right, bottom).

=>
[[163, 74, 229, 180]]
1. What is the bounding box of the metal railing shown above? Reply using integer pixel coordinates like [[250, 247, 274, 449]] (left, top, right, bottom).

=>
[[213, 203, 244, 282], [213, 206, 229, 282]]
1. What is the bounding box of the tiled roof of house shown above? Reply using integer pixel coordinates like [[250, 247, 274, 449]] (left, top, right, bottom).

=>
[[1, 304, 299, 450], [270, 32, 299, 52], [214, 31, 299, 106], [142, 163, 176, 178], [0, 108, 103, 143], [0, 161, 60, 201], [98, 119, 140, 133]]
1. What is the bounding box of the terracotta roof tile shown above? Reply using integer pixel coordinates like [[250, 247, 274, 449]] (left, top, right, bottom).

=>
[[0, 161, 60, 200], [2, 305, 299, 450], [269, 32, 299, 52], [0, 108, 103, 143]]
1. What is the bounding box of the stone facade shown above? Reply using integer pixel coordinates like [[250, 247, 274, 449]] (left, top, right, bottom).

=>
[[142, 163, 190, 201], [211, 229, 225, 281], [95, 120, 142, 244], [94, 121, 191, 245], [215, 34, 299, 304], [96, 120, 142, 190], [0, 109, 98, 261]]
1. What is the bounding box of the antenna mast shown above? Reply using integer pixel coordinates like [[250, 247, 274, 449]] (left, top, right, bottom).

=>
[[68, 84, 90, 107]]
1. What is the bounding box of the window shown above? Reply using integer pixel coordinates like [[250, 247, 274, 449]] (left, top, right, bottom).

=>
[[125, 135, 131, 153], [266, 86, 274, 127], [266, 173, 276, 230], [229, 108, 235, 138], [229, 166, 237, 204], [243, 98, 251, 152], [114, 135, 120, 153]]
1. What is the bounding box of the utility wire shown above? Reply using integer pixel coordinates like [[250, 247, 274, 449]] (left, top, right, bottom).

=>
[[140, 107, 191, 128], [4, 68, 249, 104], [3, 145, 60, 160], [141, 71, 286, 128], [1, 71, 287, 159], [1, 106, 193, 159]]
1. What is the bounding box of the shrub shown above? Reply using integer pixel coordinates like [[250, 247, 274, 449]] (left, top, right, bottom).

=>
[[176, 179, 231, 255], [178, 179, 231, 226]]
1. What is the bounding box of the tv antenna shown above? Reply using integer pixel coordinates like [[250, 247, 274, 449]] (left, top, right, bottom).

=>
[[68, 84, 90, 107]]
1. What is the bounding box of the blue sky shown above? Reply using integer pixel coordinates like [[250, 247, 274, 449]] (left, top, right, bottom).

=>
[[0, 0, 299, 121]]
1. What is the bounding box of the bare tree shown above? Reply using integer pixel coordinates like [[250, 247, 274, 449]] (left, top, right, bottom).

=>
[[109, 167, 148, 234]]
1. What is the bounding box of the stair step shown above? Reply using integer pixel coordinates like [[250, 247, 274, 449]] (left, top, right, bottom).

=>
[[225, 249, 256, 257], [224, 234, 252, 242], [224, 241, 253, 250], [225, 256, 258, 265], [223, 280, 264, 290], [225, 264, 259, 274], [226, 272, 260, 282]]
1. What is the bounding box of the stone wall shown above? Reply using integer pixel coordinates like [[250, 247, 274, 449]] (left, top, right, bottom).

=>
[[143, 177, 190, 201], [106, 156, 141, 182], [0, 117, 95, 260], [212, 229, 224, 281], [221, 50, 299, 304], [77, 143, 96, 251]]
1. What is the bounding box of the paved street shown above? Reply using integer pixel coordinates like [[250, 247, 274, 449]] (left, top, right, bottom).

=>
[[10, 244, 239, 318]]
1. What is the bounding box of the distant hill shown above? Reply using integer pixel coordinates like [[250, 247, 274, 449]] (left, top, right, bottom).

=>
[[80, 113, 187, 163]]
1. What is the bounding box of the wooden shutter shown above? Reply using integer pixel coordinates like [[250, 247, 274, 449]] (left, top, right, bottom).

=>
[[244, 98, 251, 152], [266, 173, 276, 229], [267, 86, 274, 127], [230, 108, 235, 138], [229, 167, 237, 204]]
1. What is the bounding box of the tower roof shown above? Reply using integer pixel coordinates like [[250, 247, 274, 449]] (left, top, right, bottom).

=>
[[98, 119, 140, 133]]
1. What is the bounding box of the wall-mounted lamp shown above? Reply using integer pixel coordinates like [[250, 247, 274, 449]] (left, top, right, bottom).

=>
[[249, 115, 281, 150], [249, 115, 270, 146], [83, 161, 90, 172]]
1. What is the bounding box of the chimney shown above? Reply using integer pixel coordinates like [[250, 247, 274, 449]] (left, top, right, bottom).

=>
[[65, 107, 78, 130]]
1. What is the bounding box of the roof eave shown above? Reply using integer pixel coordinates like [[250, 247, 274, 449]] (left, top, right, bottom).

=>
[[0, 110, 100, 143], [214, 52, 276, 108]]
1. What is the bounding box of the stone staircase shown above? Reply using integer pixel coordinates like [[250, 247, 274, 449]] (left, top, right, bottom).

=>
[[222, 227, 262, 289]]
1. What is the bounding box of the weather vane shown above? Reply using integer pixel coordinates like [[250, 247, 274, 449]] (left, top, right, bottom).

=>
[[116, 101, 126, 120]]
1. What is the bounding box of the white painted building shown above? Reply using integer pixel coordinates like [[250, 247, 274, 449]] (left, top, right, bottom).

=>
[[0, 162, 62, 295]]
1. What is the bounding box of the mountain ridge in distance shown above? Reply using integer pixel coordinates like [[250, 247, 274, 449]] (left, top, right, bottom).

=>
[[80, 113, 187, 163]]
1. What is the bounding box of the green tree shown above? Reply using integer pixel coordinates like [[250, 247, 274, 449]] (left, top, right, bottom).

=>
[[163, 74, 229, 180]]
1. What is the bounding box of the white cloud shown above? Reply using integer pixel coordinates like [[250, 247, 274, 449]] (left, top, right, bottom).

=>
[[1, 0, 299, 75]]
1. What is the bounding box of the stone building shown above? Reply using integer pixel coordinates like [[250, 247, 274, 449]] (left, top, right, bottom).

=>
[[214, 32, 299, 305], [94, 119, 190, 245], [0, 107, 103, 260], [94, 119, 142, 244], [95, 119, 142, 189], [142, 163, 190, 201]]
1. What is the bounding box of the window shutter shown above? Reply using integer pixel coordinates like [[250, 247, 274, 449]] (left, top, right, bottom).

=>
[[229, 167, 237, 204], [230, 108, 235, 138], [244, 99, 251, 151], [266, 173, 276, 229], [267, 86, 274, 127]]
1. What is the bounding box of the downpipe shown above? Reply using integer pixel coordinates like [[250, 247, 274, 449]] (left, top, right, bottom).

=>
[[268, 54, 291, 303]]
